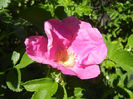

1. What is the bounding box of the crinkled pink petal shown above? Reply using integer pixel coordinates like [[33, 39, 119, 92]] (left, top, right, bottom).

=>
[[44, 19, 72, 60], [24, 36, 49, 64]]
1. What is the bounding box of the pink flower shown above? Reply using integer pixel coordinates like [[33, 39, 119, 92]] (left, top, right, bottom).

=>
[[24, 16, 107, 79]]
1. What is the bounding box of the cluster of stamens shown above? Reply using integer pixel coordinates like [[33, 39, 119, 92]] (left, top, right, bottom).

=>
[[55, 49, 76, 67]]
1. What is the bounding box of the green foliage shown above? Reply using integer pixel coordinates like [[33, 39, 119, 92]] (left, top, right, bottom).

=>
[[0, 0, 10, 9], [0, 0, 133, 99], [104, 1, 133, 39], [23, 78, 58, 99], [15, 52, 34, 69]]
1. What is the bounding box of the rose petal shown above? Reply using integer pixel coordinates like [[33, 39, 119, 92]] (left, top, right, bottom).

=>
[[44, 19, 72, 60], [63, 16, 92, 32], [68, 27, 107, 65], [73, 64, 100, 79], [57, 65, 76, 76], [24, 36, 49, 64], [57, 64, 100, 79]]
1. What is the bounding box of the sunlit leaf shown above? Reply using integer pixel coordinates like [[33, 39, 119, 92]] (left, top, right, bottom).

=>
[[15, 52, 34, 69], [11, 51, 20, 66], [0, 0, 10, 9], [31, 89, 51, 99], [23, 78, 58, 99], [31, 82, 58, 99], [106, 40, 123, 58], [127, 34, 133, 48], [111, 49, 133, 73], [124, 88, 133, 99], [127, 79, 133, 88], [74, 87, 83, 98], [23, 78, 56, 92]]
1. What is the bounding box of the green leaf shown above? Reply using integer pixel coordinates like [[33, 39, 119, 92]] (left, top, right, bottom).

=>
[[15, 52, 34, 69], [24, 78, 58, 99], [0, 0, 10, 9], [11, 51, 20, 66], [127, 79, 133, 88], [23, 78, 56, 92], [6, 68, 22, 92], [127, 34, 133, 48], [31, 89, 51, 99], [106, 40, 123, 58], [74, 87, 83, 98], [31, 82, 58, 99], [111, 49, 133, 73]]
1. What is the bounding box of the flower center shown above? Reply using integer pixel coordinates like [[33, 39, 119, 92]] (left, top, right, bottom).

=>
[[55, 49, 76, 67]]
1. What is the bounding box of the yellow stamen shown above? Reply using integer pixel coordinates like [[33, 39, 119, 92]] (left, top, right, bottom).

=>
[[55, 49, 76, 67]]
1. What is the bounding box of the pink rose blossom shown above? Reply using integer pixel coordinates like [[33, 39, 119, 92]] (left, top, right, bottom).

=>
[[24, 16, 107, 79]]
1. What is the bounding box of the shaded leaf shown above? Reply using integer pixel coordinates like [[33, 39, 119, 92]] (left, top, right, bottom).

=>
[[55, 6, 67, 20], [19, 6, 52, 33], [6, 68, 22, 92]]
